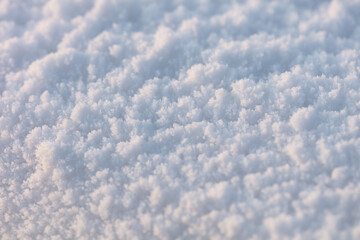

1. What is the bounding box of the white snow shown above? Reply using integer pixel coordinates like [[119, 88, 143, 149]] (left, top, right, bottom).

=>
[[1, 0, 360, 239]]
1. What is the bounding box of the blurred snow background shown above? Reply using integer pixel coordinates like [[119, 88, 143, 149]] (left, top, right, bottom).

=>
[[1, 0, 360, 239]]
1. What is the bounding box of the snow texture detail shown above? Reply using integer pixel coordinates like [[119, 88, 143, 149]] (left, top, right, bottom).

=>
[[1, 0, 360, 239]]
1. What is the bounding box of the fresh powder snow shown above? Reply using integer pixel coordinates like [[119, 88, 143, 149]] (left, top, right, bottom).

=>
[[1, 0, 360, 239]]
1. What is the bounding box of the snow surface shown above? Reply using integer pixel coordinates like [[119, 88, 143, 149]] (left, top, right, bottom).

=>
[[1, 0, 360, 239]]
